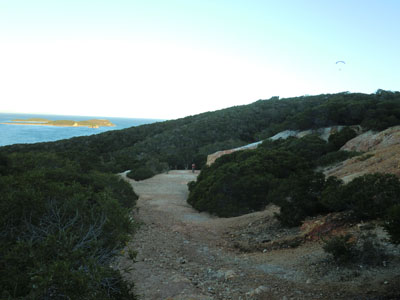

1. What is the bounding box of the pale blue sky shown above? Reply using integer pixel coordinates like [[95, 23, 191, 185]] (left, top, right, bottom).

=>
[[0, 0, 399, 119]]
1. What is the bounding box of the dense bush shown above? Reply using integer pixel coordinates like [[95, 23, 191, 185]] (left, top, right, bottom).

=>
[[3, 91, 400, 175], [0, 152, 138, 299], [127, 167, 155, 181], [340, 173, 400, 220], [260, 135, 330, 163], [272, 171, 327, 227], [316, 150, 360, 167], [276, 172, 400, 226], [357, 233, 387, 265], [384, 204, 400, 245], [189, 134, 335, 223], [188, 124, 400, 229], [323, 234, 357, 264], [187, 147, 310, 217], [327, 127, 357, 151], [275, 134, 329, 161], [323, 233, 387, 265], [320, 176, 346, 212]]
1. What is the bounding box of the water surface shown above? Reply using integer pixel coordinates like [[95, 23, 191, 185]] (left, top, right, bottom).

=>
[[0, 113, 162, 147]]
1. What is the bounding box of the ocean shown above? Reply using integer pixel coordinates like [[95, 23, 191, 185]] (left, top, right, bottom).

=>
[[0, 113, 162, 147]]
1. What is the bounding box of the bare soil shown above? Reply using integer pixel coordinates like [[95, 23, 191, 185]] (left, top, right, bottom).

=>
[[117, 170, 400, 300]]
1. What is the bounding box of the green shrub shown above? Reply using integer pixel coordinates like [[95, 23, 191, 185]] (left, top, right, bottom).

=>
[[273, 171, 327, 227], [287, 134, 329, 161], [343, 173, 400, 220], [127, 167, 155, 181], [357, 233, 386, 265], [263, 135, 329, 163], [128, 248, 138, 261], [0, 152, 136, 299], [320, 176, 346, 212], [323, 233, 387, 266], [328, 127, 357, 151], [274, 172, 400, 227], [384, 204, 400, 245], [356, 153, 374, 161], [316, 150, 360, 167], [187, 180, 196, 192], [323, 234, 357, 263], [320, 173, 400, 221], [188, 148, 310, 217], [89, 171, 138, 208], [0, 153, 10, 175]]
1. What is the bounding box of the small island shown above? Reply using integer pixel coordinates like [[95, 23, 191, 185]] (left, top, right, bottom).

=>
[[1, 118, 115, 128]]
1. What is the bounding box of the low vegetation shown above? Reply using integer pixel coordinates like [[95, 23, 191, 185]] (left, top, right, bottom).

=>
[[0, 152, 137, 299], [384, 204, 400, 245], [188, 132, 400, 241], [323, 234, 357, 264], [3, 90, 400, 176], [188, 132, 362, 224], [127, 167, 155, 181], [323, 232, 387, 266]]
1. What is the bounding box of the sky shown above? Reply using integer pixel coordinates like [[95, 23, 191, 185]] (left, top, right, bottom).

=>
[[0, 0, 399, 119]]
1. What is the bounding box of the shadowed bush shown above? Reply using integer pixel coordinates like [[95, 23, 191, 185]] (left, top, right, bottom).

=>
[[327, 127, 357, 151], [127, 167, 155, 181], [385, 204, 400, 245], [323, 234, 357, 264], [0, 152, 137, 299]]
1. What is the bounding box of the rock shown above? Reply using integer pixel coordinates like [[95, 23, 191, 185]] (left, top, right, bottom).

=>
[[246, 285, 270, 297], [341, 126, 400, 152], [171, 274, 191, 283], [213, 269, 236, 280], [177, 257, 186, 264], [224, 270, 236, 280], [171, 295, 213, 300], [213, 270, 225, 279]]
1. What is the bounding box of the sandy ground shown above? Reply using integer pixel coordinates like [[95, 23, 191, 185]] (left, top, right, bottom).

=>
[[117, 170, 400, 300]]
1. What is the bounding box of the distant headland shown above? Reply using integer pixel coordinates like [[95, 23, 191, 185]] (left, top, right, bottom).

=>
[[1, 118, 115, 128]]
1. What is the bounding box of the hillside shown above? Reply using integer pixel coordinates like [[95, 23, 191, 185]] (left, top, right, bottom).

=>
[[206, 125, 361, 166], [2, 90, 400, 175], [1, 90, 400, 298], [325, 125, 400, 182], [206, 124, 400, 183]]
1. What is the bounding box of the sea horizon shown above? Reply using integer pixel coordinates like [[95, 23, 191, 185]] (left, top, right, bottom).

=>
[[0, 112, 163, 147]]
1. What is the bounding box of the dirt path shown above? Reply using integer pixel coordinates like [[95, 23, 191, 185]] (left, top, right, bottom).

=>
[[117, 171, 400, 300]]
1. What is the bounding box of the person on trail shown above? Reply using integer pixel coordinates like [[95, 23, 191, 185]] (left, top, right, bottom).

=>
[[192, 163, 195, 173]]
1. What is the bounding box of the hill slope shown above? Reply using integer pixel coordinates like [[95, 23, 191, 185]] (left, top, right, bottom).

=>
[[324, 125, 400, 182], [2, 90, 400, 298], [2, 90, 400, 175]]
